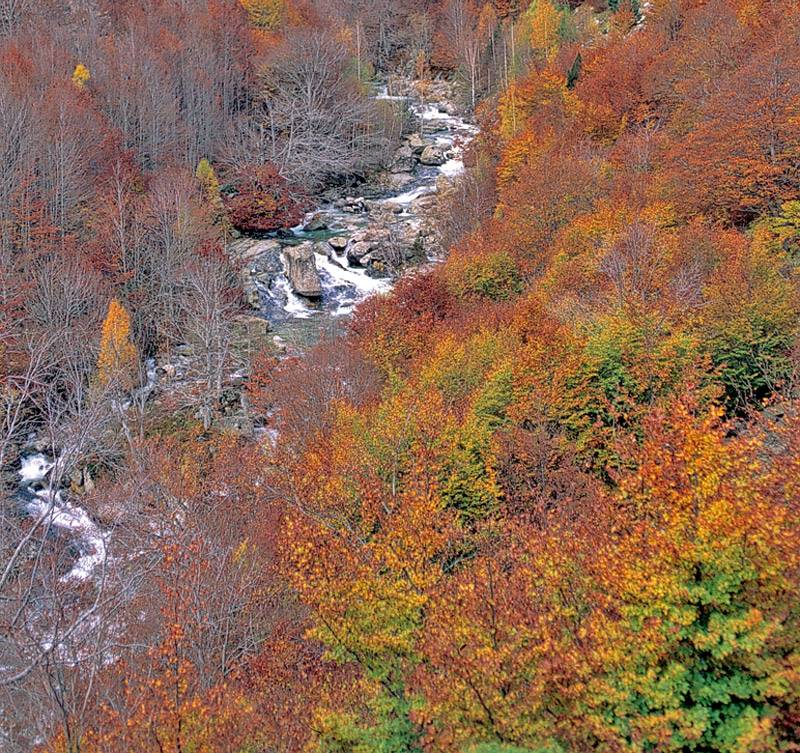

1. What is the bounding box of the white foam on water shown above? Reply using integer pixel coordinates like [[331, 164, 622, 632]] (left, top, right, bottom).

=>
[[19, 453, 53, 482], [271, 276, 315, 318], [440, 158, 465, 178], [315, 253, 391, 296], [392, 185, 436, 206], [374, 85, 407, 101], [416, 105, 456, 122], [22, 470, 109, 582]]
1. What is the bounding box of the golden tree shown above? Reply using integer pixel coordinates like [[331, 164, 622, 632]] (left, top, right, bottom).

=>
[[195, 158, 230, 231], [239, 0, 285, 31], [527, 0, 561, 62], [97, 298, 138, 388], [71, 63, 90, 88]]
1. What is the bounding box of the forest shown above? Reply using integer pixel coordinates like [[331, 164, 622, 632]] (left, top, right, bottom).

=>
[[2, 0, 800, 751]]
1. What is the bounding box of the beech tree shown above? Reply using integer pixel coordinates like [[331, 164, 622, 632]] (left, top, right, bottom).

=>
[[223, 164, 306, 233]]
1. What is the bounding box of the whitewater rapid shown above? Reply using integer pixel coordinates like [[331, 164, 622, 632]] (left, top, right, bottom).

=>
[[18, 454, 109, 582], [261, 86, 476, 329]]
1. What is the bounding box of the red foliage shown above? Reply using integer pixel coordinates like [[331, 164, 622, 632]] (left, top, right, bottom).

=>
[[350, 269, 458, 368], [224, 164, 307, 233]]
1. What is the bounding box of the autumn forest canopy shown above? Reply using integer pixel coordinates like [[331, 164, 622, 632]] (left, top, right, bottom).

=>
[[2, 0, 800, 751]]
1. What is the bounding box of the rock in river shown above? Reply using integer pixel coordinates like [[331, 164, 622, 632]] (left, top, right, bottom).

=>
[[420, 145, 446, 166], [328, 236, 348, 253], [407, 133, 429, 155], [282, 244, 322, 299], [346, 240, 373, 266], [303, 213, 328, 232]]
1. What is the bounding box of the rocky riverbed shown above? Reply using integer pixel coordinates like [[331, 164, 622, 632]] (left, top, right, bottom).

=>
[[231, 78, 478, 349]]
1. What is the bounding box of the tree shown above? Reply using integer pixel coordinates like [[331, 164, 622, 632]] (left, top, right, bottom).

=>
[[223, 164, 306, 233], [177, 247, 241, 430], [668, 31, 800, 224], [71, 62, 90, 88], [587, 400, 800, 752], [240, 0, 286, 31], [195, 158, 230, 232], [248, 28, 401, 191], [527, 0, 562, 62], [96, 297, 138, 388]]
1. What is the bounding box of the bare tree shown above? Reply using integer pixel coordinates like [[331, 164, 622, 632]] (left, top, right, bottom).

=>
[[232, 29, 401, 191], [177, 251, 242, 431]]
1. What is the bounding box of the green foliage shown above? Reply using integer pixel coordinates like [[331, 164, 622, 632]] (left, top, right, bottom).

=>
[[560, 316, 643, 469], [424, 332, 509, 408], [761, 200, 800, 263], [441, 417, 502, 522], [315, 688, 423, 753], [599, 544, 798, 752], [566, 53, 581, 89], [466, 744, 565, 753], [472, 366, 515, 430], [709, 313, 794, 413], [448, 251, 525, 302]]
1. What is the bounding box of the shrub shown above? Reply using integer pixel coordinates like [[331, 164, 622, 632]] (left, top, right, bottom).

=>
[[223, 164, 306, 233]]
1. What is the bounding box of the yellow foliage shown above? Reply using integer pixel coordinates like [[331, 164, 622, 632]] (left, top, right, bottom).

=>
[[72, 63, 90, 89], [497, 68, 565, 142], [240, 0, 285, 31], [195, 158, 230, 232], [97, 298, 138, 388], [528, 0, 561, 62]]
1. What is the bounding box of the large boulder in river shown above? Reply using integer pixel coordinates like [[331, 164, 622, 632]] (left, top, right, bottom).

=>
[[420, 145, 446, 166], [390, 145, 416, 173], [411, 192, 438, 214], [328, 236, 348, 253], [347, 241, 373, 266], [230, 238, 282, 263], [303, 213, 328, 232], [282, 244, 322, 299], [385, 171, 415, 190], [407, 133, 429, 155]]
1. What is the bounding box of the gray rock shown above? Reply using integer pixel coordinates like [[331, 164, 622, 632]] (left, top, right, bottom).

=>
[[410, 193, 438, 214], [420, 145, 446, 166], [233, 315, 270, 339], [231, 238, 282, 262], [347, 241, 373, 266], [69, 466, 94, 494], [328, 236, 348, 253], [407, 133, 429, 154], [243, 282, 262, 310], [423, 117, 451, 133], [390, 145, 416, 173], [342, 196, 367, 213], [157, 363, 177, 380], [386, 171, 415, 190], [303, 213, 328, 232], [282, 244, 322, 298]]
